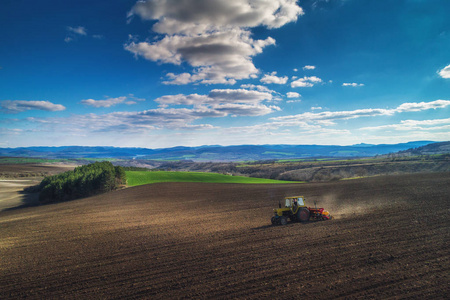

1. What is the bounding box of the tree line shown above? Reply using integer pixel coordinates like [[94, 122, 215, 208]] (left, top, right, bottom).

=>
[[38, 161, 126, 203]]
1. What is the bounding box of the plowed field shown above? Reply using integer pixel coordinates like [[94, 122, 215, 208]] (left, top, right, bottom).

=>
[[1, 172, 449, 299]]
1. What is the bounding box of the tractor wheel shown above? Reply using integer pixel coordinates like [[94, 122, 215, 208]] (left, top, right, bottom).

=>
[[297, 208, 310, 223], [271, 216, 277, 225], [280, 216, 288, 225]]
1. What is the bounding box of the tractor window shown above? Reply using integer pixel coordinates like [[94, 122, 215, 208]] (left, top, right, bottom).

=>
[[285, 199, 291, 207], [298, 198, 304, 206]]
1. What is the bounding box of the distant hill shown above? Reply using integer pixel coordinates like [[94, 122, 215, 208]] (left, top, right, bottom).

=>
[[0, 141, 441, 161], [386, 141, 450, 157]]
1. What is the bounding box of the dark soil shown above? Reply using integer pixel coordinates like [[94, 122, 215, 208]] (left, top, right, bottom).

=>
[[1, 172, 449, 299], [0, 163, 76, 178]]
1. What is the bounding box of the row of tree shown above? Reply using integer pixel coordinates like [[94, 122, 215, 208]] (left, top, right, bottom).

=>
[[39, 162, 126, 203]]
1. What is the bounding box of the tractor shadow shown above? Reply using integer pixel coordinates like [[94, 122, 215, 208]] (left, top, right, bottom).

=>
[[252, 224, 275, 230], [252, 221, 316, 230]]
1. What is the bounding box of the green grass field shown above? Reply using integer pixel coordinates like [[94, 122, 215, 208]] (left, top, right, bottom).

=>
[[125, 171, 302, 186]]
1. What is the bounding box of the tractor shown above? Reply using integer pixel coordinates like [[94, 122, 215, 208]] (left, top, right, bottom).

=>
[[271, 196, 332, 225]]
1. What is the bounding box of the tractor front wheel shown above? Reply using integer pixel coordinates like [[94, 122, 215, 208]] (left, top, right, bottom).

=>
[[280, 216, 288, 225], [271, 216, 277, 225]]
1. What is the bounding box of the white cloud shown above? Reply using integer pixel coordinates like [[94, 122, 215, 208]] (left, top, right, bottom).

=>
[[240, 84, 273, 93], [293, 68, 298, 72], [81, 95, 144, 108], [81, 97, 127, 108], [23, 100, 279, 135], [260, 72, 288, 84], [26, 108, 220, 133], [8, 99, 450, 148], [154, 94, 206, 107], [208, 89, 273, 102], [438, 65, 450, 78], [154, 88, 278, 115], [162, 73, 188, 85], [225, 121, 349, 138], [286, 92, 300, 98], [360, 118, 450, 131], [272, 99, 450, 125], [291, 76, 322, 88], [342, 82, 364, 87], [272, 109, 392, 125], [126, 28, 275, 85], [303, 65, 315, 70], [1, 100, 66, 113], [23, 88, 281, 135], [438, 64, 450, 78], [128, 0, 304, 31], [65, 26, 105, 43], [65, 26, 88, 42], [0, 128, 22, 135], [311, 106, 322, 110], [214, 103, 280, 116], [125, 0, 303, 84], [210, 99, 450, 145], [67, 26, 87, 36], [396, 100, 450, 112]]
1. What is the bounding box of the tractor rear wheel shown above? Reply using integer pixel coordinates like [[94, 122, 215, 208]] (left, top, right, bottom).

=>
[[280, 216, 288, 225], [297, 208, 310, 222]]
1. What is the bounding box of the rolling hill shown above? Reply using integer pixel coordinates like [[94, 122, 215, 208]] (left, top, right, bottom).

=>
[[387, 141, 450, 157], [0, 141, 438, 161]]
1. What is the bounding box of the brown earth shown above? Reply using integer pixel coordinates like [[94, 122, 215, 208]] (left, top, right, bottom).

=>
[[1, 172, 449, 299], [0, 164, 76, 211], [0, 163, 77, 179], [0, 179, 42, 211]]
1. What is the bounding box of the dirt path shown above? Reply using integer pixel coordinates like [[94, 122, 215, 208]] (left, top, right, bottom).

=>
[[1, 172, 449, 299]]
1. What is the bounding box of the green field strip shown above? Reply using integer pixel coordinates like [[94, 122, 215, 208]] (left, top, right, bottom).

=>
[[125, 171, 303, 186]]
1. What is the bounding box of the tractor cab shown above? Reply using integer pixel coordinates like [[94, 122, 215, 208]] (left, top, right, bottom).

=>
[[279, 196, 306, 211], [274, 196, 307, 218], [284, 196, 305, 208]]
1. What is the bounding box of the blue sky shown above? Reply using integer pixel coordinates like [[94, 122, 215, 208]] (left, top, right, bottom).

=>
[[1, 0, 449, 148]]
